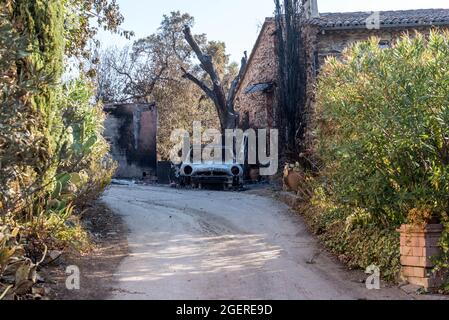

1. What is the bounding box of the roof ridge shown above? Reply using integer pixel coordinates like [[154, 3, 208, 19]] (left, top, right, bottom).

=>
[[264, 8, 449, 19], [319, 8, 449, 14]]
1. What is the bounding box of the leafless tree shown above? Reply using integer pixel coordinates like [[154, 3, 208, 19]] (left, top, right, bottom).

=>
[[182, 26, 248, 131], [95, 47, 131, 103], [95, 45, 171, 104]]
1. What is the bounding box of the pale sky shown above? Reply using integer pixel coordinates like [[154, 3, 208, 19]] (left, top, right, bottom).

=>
[[98, 0, 449, 62]]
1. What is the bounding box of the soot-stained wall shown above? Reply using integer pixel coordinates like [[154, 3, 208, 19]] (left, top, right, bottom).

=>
[[104, 103, 157, 178]]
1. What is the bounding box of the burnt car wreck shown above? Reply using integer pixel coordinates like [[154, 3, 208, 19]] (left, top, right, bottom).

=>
[[178, 147, 244, 190]]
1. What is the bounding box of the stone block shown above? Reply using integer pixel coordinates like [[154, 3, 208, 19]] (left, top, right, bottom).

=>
[[400, 256, 434, 268]]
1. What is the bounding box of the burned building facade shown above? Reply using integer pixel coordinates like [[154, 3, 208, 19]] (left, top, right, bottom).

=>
[[104, 103, 158, 179]]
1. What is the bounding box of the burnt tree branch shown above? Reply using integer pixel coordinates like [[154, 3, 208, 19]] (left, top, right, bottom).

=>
[[227, 52, 248, 111], [182, 25, 248, 131], [180, 67, 215, 101], [275, 0, 307, 159], [183, 26, 222, 87]]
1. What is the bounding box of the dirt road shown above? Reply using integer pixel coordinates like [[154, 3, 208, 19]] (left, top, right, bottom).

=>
[[102, 184, 412, 300]]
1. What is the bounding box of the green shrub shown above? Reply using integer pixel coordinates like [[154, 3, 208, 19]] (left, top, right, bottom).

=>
[[317, 30, 449, 226], [1, 0, 115, 298], [57, 78, 117, 209], [314, 30, 449, 279], [300, 184, 400, 281], [1, 1, 114, 217]]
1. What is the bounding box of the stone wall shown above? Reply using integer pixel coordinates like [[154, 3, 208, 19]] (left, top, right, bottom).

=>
[[315, 26, 439, 67], [104, 103, 158, 179], [234, 20, 278, 129]]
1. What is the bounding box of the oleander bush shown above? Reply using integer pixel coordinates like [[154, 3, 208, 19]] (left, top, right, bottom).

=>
[[313, 30, 449, 281]]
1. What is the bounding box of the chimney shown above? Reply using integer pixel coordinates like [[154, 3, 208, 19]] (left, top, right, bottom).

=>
[[304, 0, 319, 19]]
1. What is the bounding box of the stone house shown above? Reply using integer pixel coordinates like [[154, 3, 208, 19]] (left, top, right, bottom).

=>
[[234, 2, 449, 143]]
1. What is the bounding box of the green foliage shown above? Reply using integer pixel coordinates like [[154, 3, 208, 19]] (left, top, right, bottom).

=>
[[303, 189, 400, 281], [12, 0, 65, 79], [2, 0, 114, 216], [0, 2, 56, 216], [57, 79, 117, 207], [314, 30, 449, 280], [324, 224, 401, 281], [317, 30, 449, 227], [1, 0, 116, 298], [65, 0, 133, 59]]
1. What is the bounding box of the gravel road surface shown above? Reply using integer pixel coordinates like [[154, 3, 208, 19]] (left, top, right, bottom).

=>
[[102, 185, 412, 300]]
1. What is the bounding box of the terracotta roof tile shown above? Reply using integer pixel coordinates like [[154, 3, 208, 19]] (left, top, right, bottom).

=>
[[305, 9, 449, 30]]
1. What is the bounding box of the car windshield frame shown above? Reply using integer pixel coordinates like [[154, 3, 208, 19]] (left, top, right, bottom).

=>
[[184, 146, 237, 165]]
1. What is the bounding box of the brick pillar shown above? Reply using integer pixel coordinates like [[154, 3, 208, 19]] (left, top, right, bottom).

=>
[[398, 224, 444, 291]]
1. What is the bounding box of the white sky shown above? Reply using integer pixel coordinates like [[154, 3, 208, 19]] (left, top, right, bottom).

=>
[[97, 0, 449, 62]]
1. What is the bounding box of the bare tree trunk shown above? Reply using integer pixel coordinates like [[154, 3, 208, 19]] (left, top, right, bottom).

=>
[[275, 0, 307, 159], [182, 26, 247, 131]]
